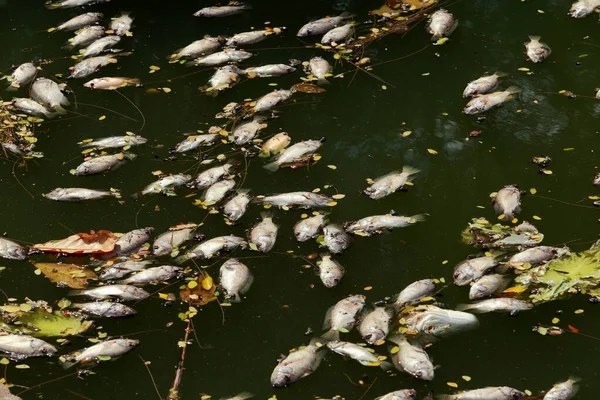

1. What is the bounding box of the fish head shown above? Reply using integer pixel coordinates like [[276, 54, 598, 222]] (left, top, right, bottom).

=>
[[568, 5, 587, 18], [271, 366, 294, 387], [152, 242, 170, 257], [325, 340, 342, 350], [392, 389, 417, 400], [362, 329, 385, 345], [412, 362, 434, 381], [452, 267, 472, 286], [296, 25, 313, 37], [34, 341, 58, 356], [321, 272, 341, 288]]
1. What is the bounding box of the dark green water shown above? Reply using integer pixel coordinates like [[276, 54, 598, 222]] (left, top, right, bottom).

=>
[[1, 0, 600, 399]]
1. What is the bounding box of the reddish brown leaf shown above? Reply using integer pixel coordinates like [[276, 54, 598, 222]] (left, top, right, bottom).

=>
[[180, 272, 217, 306], [32, 231, 117, 254], [291, 83, 326, 94], [568, 325, 579, 333]]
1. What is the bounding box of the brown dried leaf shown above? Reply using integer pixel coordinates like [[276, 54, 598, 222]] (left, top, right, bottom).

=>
[[32, 230, 117, 254], [180, 272, 217, 306], [32, 263, 97, 289], [291, 83, 326, 94]]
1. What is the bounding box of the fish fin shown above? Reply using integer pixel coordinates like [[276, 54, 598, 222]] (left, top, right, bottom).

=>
[[528, 35, 541, 41], [61, 360, 77, 369], [317, 78, 329, 85], [260, 210, 274, 220], [379, 360, 393, 371], [319, 329, 339, 342], [505, 86, 521, 95], [263, 161, 279, 172], [455, 303, 477, 312], [401, 165, 420, 176], [233, 392, 254, 400], [339, 11, 355, 20], [494, 71, 508, 77], [409, 214, 427, 223], [322, 305, 334, 330], [235, 188, 251, 196]]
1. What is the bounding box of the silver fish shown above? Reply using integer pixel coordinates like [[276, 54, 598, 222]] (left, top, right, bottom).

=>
[[232, 116, 268, 145], [31, 78, 69, 113], [364, 166, 419, 199], [223, 189, 252, 222], [142, 174, 192, 195], [323, 224, 351, 254], [326, 340, 392, 369], [263, 139, 324, 171], [55, 12, 103, 31], [389, 335, 434, 381], [0, 382, 22, 400], [69, 54, 124, 79], [375, 390, 417, 400], [507, 246, 569, 265], [44, 188, 119, 201], [258, 192, 333, 209], [244, 64, 296, 77], [6, 62, 37, 91], [12, 98, 57, 118], [226, 30, 272, 47], [46, 0, 107, 9], [458, 298, 533, 314], [492, 185, 521, 220], [194, 4, 251, 17], [453, 256, 498, 286], [80, 135, 147, 148], [426, 9, 458, 40], [66, 26, 105, 49], [110, 12, 133, 36], [219, 258, 254, 302], [0, 335, 57, 359], [294, 212, 328, 242], [321, 23, 354, 44], [393, 279, 436, 311], [71, 302, 136, 318], [194, 162, 235, 189], [297, 12, 353, 37], [543, 378, 579, 400], [319, 254, 344, 288], [171, 37, 222, 60], [153, 224, 197, 256], [463, 87, 520, 115], [203, 179, 236, 204], [345, 214, 426, 235], [569, 0, 600, 18], [68, 284, 149, 301], [405, 305, 479, 338], [308, 56, 332, 84], [71, 153, 133, 176], [193, 49, 253, 66], [120, 265, 182, 285], [112, 228, 154, 256], [205, 65, 242, 92], [525, 36, 551, 63], [437, 386, 526, 400], [63, 339, 138, 368], [270, 340, 325, 387], [322, 294, 366, 340], [81, 35, 121, 58], [359, 307, 393, 345], [99, 260, 152, 281], [182, 235, 247, 261], [173, 133, 219, 153], [594, 172, 600, 186], [469, 274, 511, 300], [249, 211, 278, 252], [0, 237, 27, 260], [252, 89, 293, 113], [462, 72, 506, 98]]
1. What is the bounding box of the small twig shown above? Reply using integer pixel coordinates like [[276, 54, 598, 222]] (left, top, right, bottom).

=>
[[139, 355, 162, 400], [11, 159, 34, 199], [166, 319, 192, 400], [358, 376, 378, 400], [65, 389, 95, 400], [16, 372, 78, 395]]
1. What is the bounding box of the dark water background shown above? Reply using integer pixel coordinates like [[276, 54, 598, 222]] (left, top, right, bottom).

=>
[[0, 0, 600, 399]]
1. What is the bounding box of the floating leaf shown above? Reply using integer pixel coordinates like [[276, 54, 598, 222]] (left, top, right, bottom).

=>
[[518, 67, 530, 71], [447, 382, 458, 388], [180, 272, 217, 306], [327, 165, 337, 170], [15, 364, 29, 369], [574, 309, 584, 314], [32, 230, 117, 254], [533, 215, 542, 220], [149, 65, 160, 71], [364, 286, 373, 291], [401, 130, 412, 137], [427, 148, 438, 155], [435, 37, 449, 45], [291, 83, 326, 93], [11, 310, 93, 337], [201, 276, 213, 290], [32, 263, 97, 289], [98, 115, 106, 121], [568, 325, 579, 333], [331, 194, 345, 200], [462, 376, 471, 382], [552, 317, 560, 324], [530, 188, 537, 195], [542, 169, 553, 175], [578, 54, 589, 58]]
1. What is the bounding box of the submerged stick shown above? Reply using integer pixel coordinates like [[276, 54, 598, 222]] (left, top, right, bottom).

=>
[[166, 319, 192, 400]]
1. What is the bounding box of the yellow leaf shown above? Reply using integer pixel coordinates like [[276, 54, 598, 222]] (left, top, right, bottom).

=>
[[162, 87, 172, 93], [313, 155, 322, 161], [158, 293, 169, 300], [537, 9, 544, 13], [574, 309, 584, 314], [98, 115, 106, 121], [502, 286, 528, 294], [588, 196, 600, 200], [149, 65, 161, 71], [364, 286, 373, 291], [390, 346, 399, 354], [427, 148, 438, 155], [511, 218, 518, 224], [518, 67, 530, 71], [187, 280, 198, 289], [447, 382, 458, 388], [530, 188, 537, 195], [552, 317, 560, 324], [401, 130, 412, 137], [542, 169, 553, 175], [462, 376, 471, 382], [327, 165, 337, 170], [533, 215, 542, 220], [201, 276, 213, 290], [435, 37, 449, 45]]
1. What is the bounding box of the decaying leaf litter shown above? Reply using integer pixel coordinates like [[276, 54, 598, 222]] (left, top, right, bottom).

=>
[[0, 0, 599, 399]]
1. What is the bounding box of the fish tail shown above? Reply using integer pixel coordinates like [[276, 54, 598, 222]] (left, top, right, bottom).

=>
[[263, 161, 279, 172], [174, 254, 190, 264], [43, 109, 60, 119], [401, 165, 420, 176], [409, 214, 427, 223], [319, 329, 339, 342], [45, 2, 62, 9], [260, 210, 274, 220], [236, 188, 251, 195], [67, 290, 84, 297], [455, 303, 479, 312], [5, 84, 18, 92], [494, 71, 508, 77], [528, 35, 541, 41], [234, 392, 254, 400], [340, 11, 355, 19], [54, 105, 67, 115], [317, 78, 330, 86], [505, 86, 521, 95], [379, 360, 393, 371], [126, 78, 141, 86]]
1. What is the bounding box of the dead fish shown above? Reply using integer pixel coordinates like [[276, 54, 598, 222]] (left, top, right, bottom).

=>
[[203, 179, 236, 204], [569, 0, 600, 18], [463, 87, 520, 115], [326, 340, 392, 369], [308, 57, 332, 85], [492, 185, 521, 220], [181, 235, 247, 261], [226, 30, 273, 47], [297, 12, 353, 37], [120, 265, 182, 285], [0, 238, 27, 260], [393, 279, 436, 311], [263, 138, 324, 171], [270, 339, 325, 387], [110, 12, 133, 36], [68, 285, 149, 301], [462, 72, 506, 98], [257, 192, 334, 209], [81, 35, 120, 58], [112, 228, 153, 257], [318, 254, 345, 288], [508, 246, 570, 266], [359, 307, 393, 345], [71, 153, 134, 176], [44, 187, 119, 202], [171, 37, 222, 60], [31, 77, 69, 113], [54, 12, 103, 31], [80, 135, 146, 148], [62, 339, 138, 368], [294, 212, 328, 242], [453, 256, 498, 286], [458, 298, 533, 314], [321, 294, 366, 341], [405, 305, 479, 337], [153, 224, 197, 256], [204, 65, 242, 93], [364, 166, 419, 199], [244, 64, 296, 77], [232, 116, 267, 145], [345, 214, 426, 235], [193, 49, 253, 66], [323, 224, 351, 254], [71, 302, 136, 318], [260, 133, 290, 156], [194, 4, 251, 17], [437, 386, 526, 400], [223, 189, 252, 222], [46, 0, 107, 9], [66, 25, 105, 49], [321, 23, 354, 45], [595, 172, 600, 186], [6, 62, 37, 91], [252, 89, 294, 113], [141, 174, 192, 195], [389, 335, 434, 381], [469, 274, 511, 300], [193, 161, 236, 189], [249, 211, 278, 252], [12, 98, 57, 118], [219, 258, 254, 302], [0, 382, 22, 400], [543, 378, 579, 400], [98, 260, 152, 280], [0, 335, 57, 359], [173, 133, 219, 153], [83, 77, 140, 90], [375, 390, 417, 400], [69, 53, 128, 79], [426, 9, 458, 40], [525, 36, 551, 63]]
